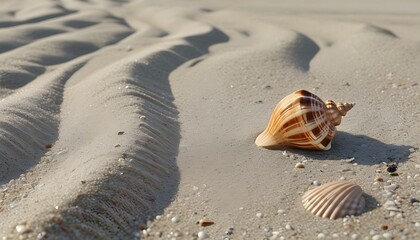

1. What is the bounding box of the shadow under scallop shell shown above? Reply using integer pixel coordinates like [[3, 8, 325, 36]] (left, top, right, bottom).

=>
[[363, 193, 379, 215], [277, 131, 413, 165]]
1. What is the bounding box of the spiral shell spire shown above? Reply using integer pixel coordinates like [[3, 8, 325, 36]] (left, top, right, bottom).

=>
[[325, 101, 355, 126]]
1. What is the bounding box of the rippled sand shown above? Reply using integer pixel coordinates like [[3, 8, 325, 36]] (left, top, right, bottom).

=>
[[0, 0, 419, 239]]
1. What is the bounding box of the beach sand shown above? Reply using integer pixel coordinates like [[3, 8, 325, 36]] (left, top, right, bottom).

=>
[[0, 0, 419, 239]]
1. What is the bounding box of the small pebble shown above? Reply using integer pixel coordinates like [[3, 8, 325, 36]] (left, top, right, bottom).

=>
[[285, 224, 292, 230], [386, 164, 398, 173], [197, 231, 209, 239], [277, 209, 285, 215], [117, 131, 124, 135], [383, 200, 396, 208], [15, 224, 30, 234], [295, 163, 305, 169], [351, 233, 358, 240], [415, 222, 420, 227], [256, 212, 264, 218], [312, 181, 320, 186], [317, 233, 325, 238], [372, 234, 382, 240], [383, 232, 392, 239], [171, 216, 179, 223], [384, 184, 398, 192]]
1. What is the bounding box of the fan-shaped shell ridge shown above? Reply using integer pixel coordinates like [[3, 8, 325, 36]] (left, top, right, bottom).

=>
[[302, 181, 365, 219]]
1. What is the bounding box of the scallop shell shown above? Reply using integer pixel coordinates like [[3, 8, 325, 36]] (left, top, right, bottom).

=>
[[302, 181, 365, 219], [255, 90, 354, 150]]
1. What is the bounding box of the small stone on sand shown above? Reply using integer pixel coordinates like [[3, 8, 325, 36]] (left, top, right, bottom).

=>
[[197, 231, 209, 239], [171, 216, 179, 223], [312, 181, 320, 186], [317, 233, 325, 238], [295, 162, 305, 168]]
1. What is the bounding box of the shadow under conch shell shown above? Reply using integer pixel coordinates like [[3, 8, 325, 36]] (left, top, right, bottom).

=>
[[255, 89, 354, 151], [292, 131, 413, 165]]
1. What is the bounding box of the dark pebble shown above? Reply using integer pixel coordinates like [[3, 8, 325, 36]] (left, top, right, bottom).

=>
[[386, 163, 398, 173]]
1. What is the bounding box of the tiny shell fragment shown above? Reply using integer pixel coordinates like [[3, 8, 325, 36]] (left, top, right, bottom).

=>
[[198, 218, 215, 227]]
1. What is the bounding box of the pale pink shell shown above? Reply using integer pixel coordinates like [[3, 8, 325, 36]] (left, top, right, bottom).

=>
[[302, 181, 365, 219]]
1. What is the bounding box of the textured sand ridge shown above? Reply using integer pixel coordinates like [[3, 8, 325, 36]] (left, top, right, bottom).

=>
[[0, 0, 419, 239], [0, 1, 228, 238]]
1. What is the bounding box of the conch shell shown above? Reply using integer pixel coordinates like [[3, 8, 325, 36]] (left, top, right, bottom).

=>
[[255, 90, 354, 150], [302, 181, 366, 219]]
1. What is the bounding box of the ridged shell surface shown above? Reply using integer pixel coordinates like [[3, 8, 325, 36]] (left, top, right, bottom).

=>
[[255, 90, 354, 150], [302, 181, 365, 220]]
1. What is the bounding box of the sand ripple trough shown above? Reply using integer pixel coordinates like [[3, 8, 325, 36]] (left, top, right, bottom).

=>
[[0, 1, 229, 239]]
